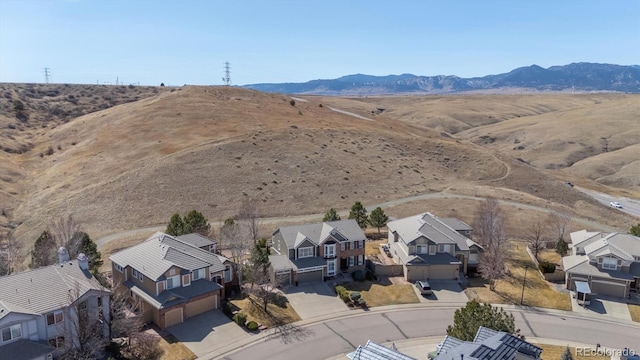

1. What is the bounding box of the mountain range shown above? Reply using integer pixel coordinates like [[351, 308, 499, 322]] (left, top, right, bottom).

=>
[[244, 63, 640, 95]]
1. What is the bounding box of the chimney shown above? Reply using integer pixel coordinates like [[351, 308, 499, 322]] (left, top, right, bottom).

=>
[[77, 253, 89, 271], [58, 247, 70, 264]]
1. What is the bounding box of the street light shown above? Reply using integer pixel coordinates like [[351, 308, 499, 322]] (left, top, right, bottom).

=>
[[520, 266, 529, 305]]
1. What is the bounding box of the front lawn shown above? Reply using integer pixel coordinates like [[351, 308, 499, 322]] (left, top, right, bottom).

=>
[[340, 281, 419, 307], [158, 333, 197, 360], [230, 296, 301, 328], [365, 240, 386, 256], [466, 242, 571, 311], [629, 304, 640, 322]]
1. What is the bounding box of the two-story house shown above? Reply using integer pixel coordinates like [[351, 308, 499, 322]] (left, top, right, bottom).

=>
[[0, 251, 110, 360], [563, 231, 640, 298], [386, 212, 482, 282], [269, 220, 367, 285], [109, 232, 233, 329]]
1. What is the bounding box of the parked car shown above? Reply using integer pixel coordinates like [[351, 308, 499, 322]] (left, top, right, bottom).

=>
[[415, 280, 433, 295], [610, 201, 623, 209]]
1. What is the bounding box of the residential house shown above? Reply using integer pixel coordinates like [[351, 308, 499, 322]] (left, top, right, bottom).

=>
[[0, 251, 110, 360], [110, 232, 233, 329], [387, 212, 482, 282], [433, 326, 542, 360], [347, 340, 416, 360], [175, 233, 236, 291], [563, 231, 640, 298], [269, 220, 367, 285]]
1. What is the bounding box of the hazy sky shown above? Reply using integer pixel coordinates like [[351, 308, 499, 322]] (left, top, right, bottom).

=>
[[1, 0, 638, 86]]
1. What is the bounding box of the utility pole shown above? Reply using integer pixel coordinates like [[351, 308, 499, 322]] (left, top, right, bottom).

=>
[[520, 266, 528, 305], [43, 67, 51, 84], [222, 61, 231, 86]]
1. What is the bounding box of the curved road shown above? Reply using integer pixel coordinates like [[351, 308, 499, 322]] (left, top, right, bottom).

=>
[[216, 306, 639, 360], [97, 190, 617, 250]]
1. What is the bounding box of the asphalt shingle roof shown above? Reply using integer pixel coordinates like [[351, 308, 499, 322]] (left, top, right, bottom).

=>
[[276, 220, 366, 249], [388, 213, 478, 251], [0, 339, 54, 360], [269, 254, 296, 272], [110, 232, 225, 281], [124, 279, 222, 310], [436, 327, 542, 360], [0, 260, 107, 316]]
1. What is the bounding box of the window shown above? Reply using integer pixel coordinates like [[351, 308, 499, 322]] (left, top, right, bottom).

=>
[[192, 268, 205, 280], [602, 258, 618, 270], [358, 255, 364, 266], [114, 263, 123, 272], [166, 275, 180, 289], [48, 336, 65, 348], [324, 244, 336, 258], [132, 268, 142, 281], [224, 265, 232, 282], [345, 242, 351, 251], [348, 257, 354, 267], [46, 310, 64, 326], [327, 259, 336, 276], [438, 244, 448, 253], [169, 269, 176, 276], [356, 240, 363, 249], [417, 245, 428, 254], [340, 242, 345, 251], [429, 245, 436, 255], [1, 324, 21, 342], [298, 247, 314, 258], [98, 296, 103, 308]]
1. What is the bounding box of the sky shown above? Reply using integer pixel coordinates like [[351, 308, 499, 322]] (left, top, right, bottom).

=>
[[1, 1, 639, 86]]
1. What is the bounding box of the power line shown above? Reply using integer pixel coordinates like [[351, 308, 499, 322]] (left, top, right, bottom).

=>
[[43, 67, 51, 84], [222, 61, 231, 86]]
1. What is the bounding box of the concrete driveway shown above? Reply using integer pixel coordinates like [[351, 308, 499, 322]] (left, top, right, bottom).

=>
[[284, 281, 347, 320], [570, 292, 632, 321], [413, 280, 468, 303], [168, 310, 251, 357]]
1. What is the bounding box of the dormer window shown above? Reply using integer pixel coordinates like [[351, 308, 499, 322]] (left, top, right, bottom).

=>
[[192, 268, 205, 280], [166, 275, 180, 289]]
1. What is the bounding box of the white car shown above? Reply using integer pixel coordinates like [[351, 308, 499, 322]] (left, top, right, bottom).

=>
[[610, 201, 623, 209]]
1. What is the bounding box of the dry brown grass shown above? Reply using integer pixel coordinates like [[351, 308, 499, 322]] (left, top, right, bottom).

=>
[[629, 304, 640, 322], [366, 240, 386, 256], [3, 87, 638, 262], [538, 250, 561, 264], [536, 344, 608, 360], [157, 333, 197, 360], [230, 297, 301, 327], [341, 281, 419, 307], [466, 242, 571, 311]]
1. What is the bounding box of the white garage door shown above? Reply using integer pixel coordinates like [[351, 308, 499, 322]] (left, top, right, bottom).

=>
[[164, 308, 183, 328], [591, 280, 626, 298]]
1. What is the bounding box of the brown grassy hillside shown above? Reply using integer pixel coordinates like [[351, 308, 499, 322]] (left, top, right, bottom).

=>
[[10, 86, 505, 243]]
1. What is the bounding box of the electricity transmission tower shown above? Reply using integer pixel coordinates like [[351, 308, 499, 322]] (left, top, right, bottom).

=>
[[222, 61, 231, 86], [43, 67, 51, 83]]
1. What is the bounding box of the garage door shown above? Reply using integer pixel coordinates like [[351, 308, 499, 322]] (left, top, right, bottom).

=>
[[297, 270, 323, 283], [276, 271, 291, 286], [406, 266, 429, 283], [164, 308, 183, 328], [429, 265, 459, 280], [186, 295, 217, 318], [591, 280, 626, 298]]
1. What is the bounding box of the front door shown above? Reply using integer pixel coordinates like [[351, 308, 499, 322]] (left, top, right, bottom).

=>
[[327, 259, 337, 276], [340, 258, 348, 271]]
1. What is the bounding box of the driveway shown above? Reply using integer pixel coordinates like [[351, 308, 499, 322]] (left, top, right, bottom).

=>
[[413, 280, 468, 303], [284, 282, 347, 320], [168, 310, 252, 357], [570, 292, 632, 321]]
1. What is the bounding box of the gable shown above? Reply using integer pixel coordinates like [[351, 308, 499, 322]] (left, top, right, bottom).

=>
[[295, 239, 316, 249]]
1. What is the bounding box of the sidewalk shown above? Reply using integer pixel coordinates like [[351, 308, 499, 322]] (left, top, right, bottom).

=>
[[206, 301, 640, 360]]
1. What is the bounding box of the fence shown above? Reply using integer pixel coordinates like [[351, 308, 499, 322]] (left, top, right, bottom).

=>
[[525, 246, 565, 282], [366, 259, 404, 276]]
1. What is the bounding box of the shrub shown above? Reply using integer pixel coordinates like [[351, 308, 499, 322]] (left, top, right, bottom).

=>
[[335, 286, 351, 303], [365, 269, 377, 281], [352, 269, 366, 281], [289, 99, 295, 106], [538, 260, 556, 273], [233, 312, 247, 326], [246, 321, 259, 331]]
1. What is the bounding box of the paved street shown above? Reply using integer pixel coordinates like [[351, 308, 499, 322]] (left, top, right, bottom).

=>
[[214, 306, 640, 360], [577, 186, 640, 218]]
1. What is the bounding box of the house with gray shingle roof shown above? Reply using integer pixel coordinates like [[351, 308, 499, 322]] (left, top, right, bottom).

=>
[[269, 220, 366, 285], [386, 213, 482, 282], [563, 231, 640, 298], [0, 253, 110, 360], [433, 326, 542, 360], [110, 232, 232, 329]]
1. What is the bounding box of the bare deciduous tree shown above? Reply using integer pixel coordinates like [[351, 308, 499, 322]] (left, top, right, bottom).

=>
[[522, 217, 547, 261], [474, 198, 508, 291], [220, 218, 251, 289], [1, 230, 23, 274], [51, 214, 81, 248], [238, 199, 260, 244], [547, 211, 571, 244]]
